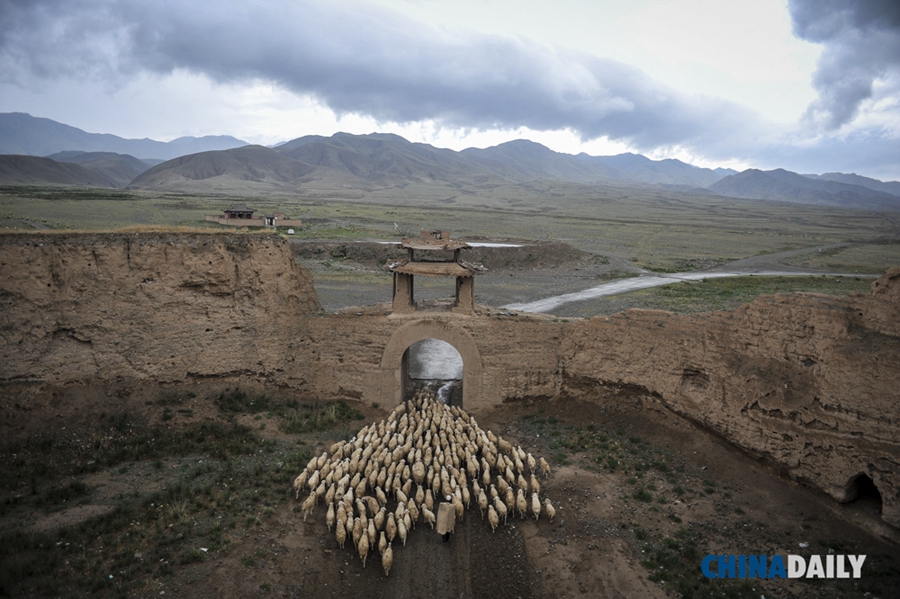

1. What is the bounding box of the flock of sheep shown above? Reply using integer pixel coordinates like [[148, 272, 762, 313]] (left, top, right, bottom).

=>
[[292, 387, 556, 576]]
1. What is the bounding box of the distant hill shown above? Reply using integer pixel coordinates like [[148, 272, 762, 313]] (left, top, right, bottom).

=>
[[129, 145, 316, 190], [47, 151, 152, 187], [710, 168, 900, 211], [0, 155, 120, 187], [0, 113, 248, 160], [9, 114, 899, 212], [805, 172, 900, 198], [578, 152, 736, 187], [461, 141, 735, 187], [461, 140, 622, 184], [277, 132, 506, 186]]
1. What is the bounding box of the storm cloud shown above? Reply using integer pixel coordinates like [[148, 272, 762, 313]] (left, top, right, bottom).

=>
[[790, 0, 900, 130], [0, 0, 757, 153]]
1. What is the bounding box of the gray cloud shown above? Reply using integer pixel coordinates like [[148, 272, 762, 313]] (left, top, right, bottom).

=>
[[0, 0, 758, 154], [790, 0, 900, 129], [2, 0, 898, 178]]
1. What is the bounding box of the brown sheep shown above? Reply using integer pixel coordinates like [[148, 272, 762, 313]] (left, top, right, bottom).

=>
[[544, 498, 556, 522]]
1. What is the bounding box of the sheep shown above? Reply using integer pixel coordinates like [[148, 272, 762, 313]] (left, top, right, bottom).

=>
[[382, 542, 393, 576], [517, 474, 528, 494], [539, 457, 551, 478], [477, 489, 489, 519], [452, 494, 464, 522], [415, 484, 425, 506], [403, 511, 412, 535], [358, 534, 370, 568], [505, 466, 516, 486], [544, 498, 556, 522], [386, 513, 397, 543], [292, 387, 560, 574], [326, 503, 335, 532], [493, 496, 508, 524], [300, 491, 316, 522], [516, 489, 528, 520], [365, 495, 379, 517], [335, 518, 347, 549], [293, 471, 309, 499], [352, 517, 364, 547], [488, 504, 500, 533], [407, 500, 419, 528], [307, 470, 320, 493], [422, 505, 436, 529], [397, 518, 408, 547]]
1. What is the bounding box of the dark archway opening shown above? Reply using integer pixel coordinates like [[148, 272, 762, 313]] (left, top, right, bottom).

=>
[[845, 473, 882, 514], [402, 338, 463, 406]]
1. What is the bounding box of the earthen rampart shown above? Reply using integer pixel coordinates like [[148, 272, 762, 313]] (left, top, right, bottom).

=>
[[0, 233, 897, 527]]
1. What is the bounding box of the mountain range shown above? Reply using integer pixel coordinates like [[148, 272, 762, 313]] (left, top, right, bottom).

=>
[[2, 112, 899, 211], [0, 112, 246, 160]]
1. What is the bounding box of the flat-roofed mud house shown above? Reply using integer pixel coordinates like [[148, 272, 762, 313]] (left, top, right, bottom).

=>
[[205, 203, 303, 229]]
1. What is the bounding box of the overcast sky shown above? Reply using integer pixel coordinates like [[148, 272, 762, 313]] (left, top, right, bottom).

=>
[[1, 0, 899, 180]]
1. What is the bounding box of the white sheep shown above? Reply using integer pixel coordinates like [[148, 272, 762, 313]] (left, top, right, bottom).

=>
[[493, 496, 508, 524], [326, 503, 335, 532], [516, 489, 527, 520], [358, 534, 370, 568], [531, 492, 541, 521], [488, 505, 500, 533], [422, 505, 436, 529], [382, 542, 393, 576]]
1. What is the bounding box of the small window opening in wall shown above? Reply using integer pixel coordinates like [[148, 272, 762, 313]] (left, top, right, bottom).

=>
[[845, 473, 882, 513]]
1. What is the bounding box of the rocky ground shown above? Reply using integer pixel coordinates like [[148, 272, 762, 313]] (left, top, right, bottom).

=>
[[2, 381, 897, 599]]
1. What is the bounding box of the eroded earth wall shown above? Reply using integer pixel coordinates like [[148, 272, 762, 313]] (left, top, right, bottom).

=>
[[0, 233, 320, 386], [560, 271, 900, 528], [1, 233, 897, 527]]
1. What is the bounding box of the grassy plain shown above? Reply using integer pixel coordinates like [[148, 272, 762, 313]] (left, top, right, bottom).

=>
[[1, 183, 898, 314], [551, 275, 874, 318]]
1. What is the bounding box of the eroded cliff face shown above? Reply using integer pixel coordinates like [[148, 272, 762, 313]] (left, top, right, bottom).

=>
[[0, 233, 897, 528], [0, 232, 320, 386], [561, 268, 900, 528]]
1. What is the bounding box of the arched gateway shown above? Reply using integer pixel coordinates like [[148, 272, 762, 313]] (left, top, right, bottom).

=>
[[380, 319, 482, 409]]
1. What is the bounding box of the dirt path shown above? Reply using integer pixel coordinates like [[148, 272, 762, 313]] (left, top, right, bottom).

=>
[[501, 242, 873, 313]]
